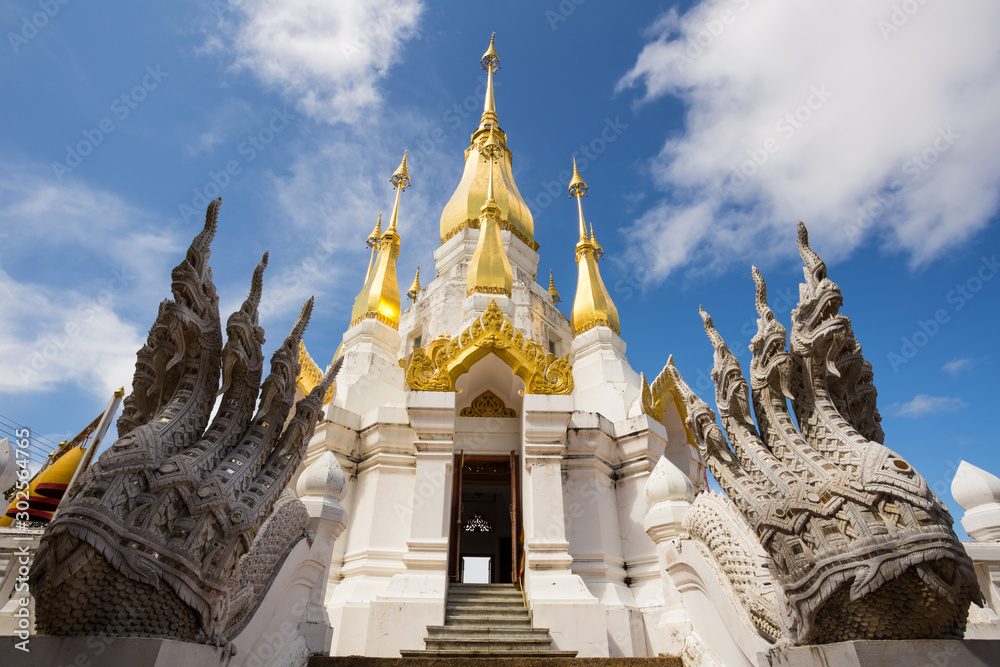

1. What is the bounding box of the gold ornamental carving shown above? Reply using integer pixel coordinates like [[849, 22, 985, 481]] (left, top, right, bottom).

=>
[[459, 390, 516, 418], [401, 300, 573, 395], [297, 341, 336, 405], [641, 355, 696, 447]]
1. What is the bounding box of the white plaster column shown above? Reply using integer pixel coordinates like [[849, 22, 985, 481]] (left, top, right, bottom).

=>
[[642, 455, 695, 656], [951, 461, 1000, 636], [365, 392, 457, 656], [522, 393, 608, 657], [295, 452, 350, 655]]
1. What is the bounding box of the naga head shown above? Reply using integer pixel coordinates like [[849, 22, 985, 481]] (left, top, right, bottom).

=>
[[749, 267, 793, 398], [790, 222, 851, 364]]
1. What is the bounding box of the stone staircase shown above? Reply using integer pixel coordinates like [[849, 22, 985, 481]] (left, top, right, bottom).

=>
[[400, 582, 576, 658]]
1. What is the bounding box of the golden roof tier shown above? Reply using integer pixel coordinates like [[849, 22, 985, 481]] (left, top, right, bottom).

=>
[[439, 34, 537, 250], [568, 159, 620, 336]]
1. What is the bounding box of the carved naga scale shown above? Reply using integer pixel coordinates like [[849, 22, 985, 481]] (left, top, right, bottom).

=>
[[667, 223, 979, 644], [30, 199, 342, 644]]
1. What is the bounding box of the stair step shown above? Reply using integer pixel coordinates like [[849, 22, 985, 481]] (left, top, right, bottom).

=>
[[398, 649, 581, 658], [444, 615, 532, 627], [424, 639, 555, 651], [427, 625, 552, 638]]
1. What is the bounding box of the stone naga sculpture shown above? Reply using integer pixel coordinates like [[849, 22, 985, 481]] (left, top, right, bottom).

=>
[[30, 199, 342, 645], [666, 222, 979, 644]]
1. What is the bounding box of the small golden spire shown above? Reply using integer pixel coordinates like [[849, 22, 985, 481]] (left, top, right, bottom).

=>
[[387, 151, 411, 233], [569, 158, 588, 241], [407, 266, 421, 303], [480, 33, 500, 130], [350, 157, 408, 329], [548, 269, 561, 305], [364, 212, 383, 283], [569, 165, 619, 337]]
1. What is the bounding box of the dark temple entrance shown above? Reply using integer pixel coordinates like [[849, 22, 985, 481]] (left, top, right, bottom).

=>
[[448, 452, 522, 585]]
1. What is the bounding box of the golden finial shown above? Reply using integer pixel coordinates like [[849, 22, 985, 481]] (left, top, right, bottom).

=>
[[391, 150, 411, 191], [548, 269, 561, 305], [480, 34, 500, 130], [407, 266, 421, 303], [364, 212, 383, 283], [589, 223, 603, 258], [569, 158, 589, 241], [568, 157, 588, 197], [481, 33, 500, 72], [368, 212, 383, 247], [387, 151, 410, 233], [114, 386, 125, 397]]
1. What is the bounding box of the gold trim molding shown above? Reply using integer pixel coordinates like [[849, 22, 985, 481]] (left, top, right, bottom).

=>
[[401, 300, 573, 395], [442, 218, 540, 252], [641, 355, 696, 447], [459, 390, 516, 418], [297, 341, 336, 405]]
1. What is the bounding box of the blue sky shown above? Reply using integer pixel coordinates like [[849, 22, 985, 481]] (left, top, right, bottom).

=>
[[1, 1, 998, 536]]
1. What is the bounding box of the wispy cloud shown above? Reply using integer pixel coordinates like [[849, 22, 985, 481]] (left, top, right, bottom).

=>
[[942, 357, 983, 375], [223, 0, 424, 125], [890, 394, 968, 419], [0, 166, 181, 397], [617, 1, 1000, 282]]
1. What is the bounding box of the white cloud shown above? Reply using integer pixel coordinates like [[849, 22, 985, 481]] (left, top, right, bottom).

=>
[[0, 167, 182, 397], [226, 0, 424, 124], [943, 358, 972, 375], [617, 1, 1000, 282], [942, 357, 985, 375], [890, 394, 968, 419], [0, 265, 145, 397]]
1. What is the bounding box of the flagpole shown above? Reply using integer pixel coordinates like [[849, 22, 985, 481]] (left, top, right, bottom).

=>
[[51, 387, 125, 520]]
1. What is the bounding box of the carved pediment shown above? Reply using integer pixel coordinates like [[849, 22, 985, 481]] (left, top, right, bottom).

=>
[[400, 300, 573, 395], [459, 390, 516, 418]]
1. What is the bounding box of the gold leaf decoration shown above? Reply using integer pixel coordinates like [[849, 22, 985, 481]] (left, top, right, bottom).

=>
[[297, 341, 336, 405], [400, 300, 573, 395], [641, 355, 696, 447], [459, 390, 516, 418]]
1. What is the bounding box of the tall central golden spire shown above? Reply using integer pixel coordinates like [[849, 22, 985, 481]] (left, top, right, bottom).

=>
[[466, 128, 513, 297], [480, 33, 499, 131], [569, 160, 620, 337], [350, 152, 410, 329], [439, 34, 536, 250]]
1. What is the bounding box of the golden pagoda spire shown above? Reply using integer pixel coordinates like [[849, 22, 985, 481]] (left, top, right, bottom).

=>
[[440, 34, 536, 250], [480, 33, 500, 130], [407, 266, 421, 303], [350, 152, 410, 329], [387, 151, 410, 232], [569, 158, 588, 241], [569, 164, 620, 337], [466, 128, 513, 297], [548, 269, 561, 305], [364, 212, 382, 283]]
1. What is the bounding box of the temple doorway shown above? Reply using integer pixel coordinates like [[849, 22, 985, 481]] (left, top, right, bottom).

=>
[[448, 453, 522, 584]]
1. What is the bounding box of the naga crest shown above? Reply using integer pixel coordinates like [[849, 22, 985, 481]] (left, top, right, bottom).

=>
[[30, 199, 343, 645], [668, 222, 979, 644]]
